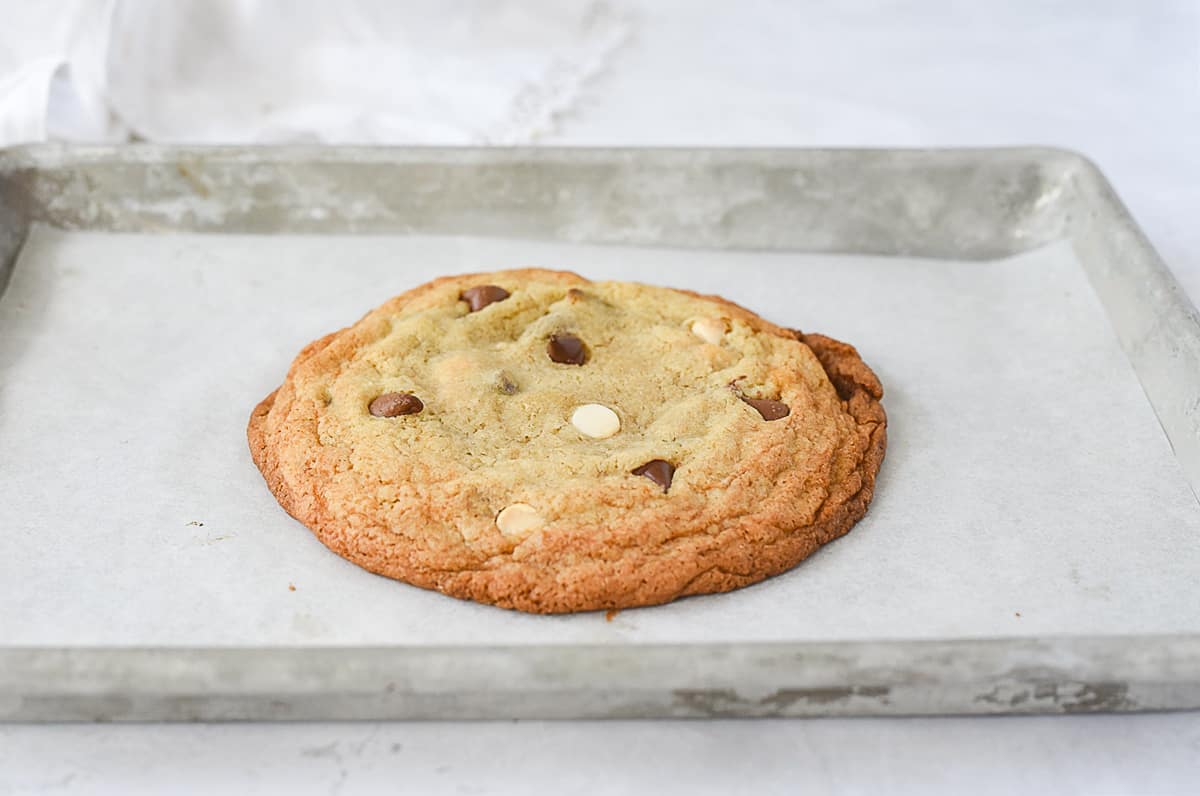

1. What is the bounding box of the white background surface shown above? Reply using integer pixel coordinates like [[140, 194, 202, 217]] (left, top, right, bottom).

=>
[[3, 0, 1200, 794]]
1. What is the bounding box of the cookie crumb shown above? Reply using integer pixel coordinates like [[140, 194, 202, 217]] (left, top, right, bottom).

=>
[[288, 583, 297, 592], [605, 609, 620, 622], [1014, 611, 1021, 618]]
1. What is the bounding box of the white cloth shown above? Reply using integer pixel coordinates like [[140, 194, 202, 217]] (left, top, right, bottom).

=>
[[0, 0, 629, 145], [0, 1, 120, 142]]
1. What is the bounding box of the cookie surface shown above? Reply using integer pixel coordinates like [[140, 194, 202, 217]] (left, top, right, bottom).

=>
[[248, 269, 886, 613]]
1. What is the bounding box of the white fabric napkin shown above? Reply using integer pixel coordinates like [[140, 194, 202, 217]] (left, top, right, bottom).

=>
[[0, 0, 629, 146]]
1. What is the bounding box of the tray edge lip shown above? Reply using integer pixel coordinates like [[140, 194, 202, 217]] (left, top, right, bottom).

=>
[[0, 141, 1097, 168], [4, 633, 1198, 720], [3, 143, 1198, 716]]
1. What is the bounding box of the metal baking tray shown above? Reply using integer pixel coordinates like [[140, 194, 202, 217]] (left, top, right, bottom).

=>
[[1, 145, 1198, 721]]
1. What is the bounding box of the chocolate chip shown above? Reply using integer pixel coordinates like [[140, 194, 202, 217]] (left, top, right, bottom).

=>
[[461, 285, 510, 312], [495, 371, 519, 394], [547, 333, 588, 365], [369, 392, 424, 417], [632, 459, 675, 493], [742, 397, 790, 421]]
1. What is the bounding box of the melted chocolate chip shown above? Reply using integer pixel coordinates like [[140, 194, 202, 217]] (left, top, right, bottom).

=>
[[547, 333, 588, 365], [632, 459, 675, 493], [461, 285, 510, 312], [742, 397, 790, 421], [369, 392, 424, 417]]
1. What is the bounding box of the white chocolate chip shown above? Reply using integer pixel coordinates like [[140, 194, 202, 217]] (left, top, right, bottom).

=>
[[496, 503, 544, 538], [571, 403, 621, 439], [690, 317, 727, 344]]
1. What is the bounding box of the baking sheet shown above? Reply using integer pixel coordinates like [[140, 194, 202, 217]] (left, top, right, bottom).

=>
[[1, 226, 1197, 647]]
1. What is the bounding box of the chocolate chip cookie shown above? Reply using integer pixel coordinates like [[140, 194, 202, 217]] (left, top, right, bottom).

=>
[[248, 269, 886, 613]]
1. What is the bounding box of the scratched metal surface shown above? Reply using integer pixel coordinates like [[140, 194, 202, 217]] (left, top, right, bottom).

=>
[[0, 145, 1197, 720]]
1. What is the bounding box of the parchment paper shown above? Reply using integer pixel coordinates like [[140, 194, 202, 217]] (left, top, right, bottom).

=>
[[1, 227, 1197, 645]]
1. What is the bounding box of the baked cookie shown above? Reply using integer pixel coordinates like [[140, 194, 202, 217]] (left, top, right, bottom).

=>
[[248, 269, 886, 613]]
